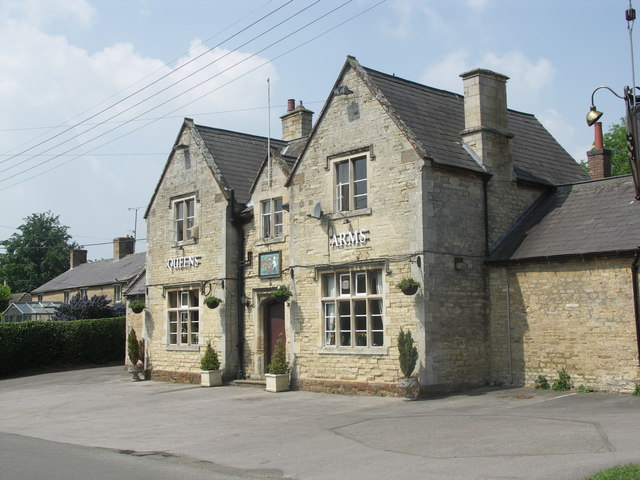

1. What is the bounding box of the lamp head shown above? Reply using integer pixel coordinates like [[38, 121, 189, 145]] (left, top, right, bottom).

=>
[[586, 106, 603, 126]]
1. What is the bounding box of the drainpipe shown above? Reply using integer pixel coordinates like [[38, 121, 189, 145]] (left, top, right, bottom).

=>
[[482, 174, 490, 256], [632, 246, 640, 363], [230, 189, 245, 379]]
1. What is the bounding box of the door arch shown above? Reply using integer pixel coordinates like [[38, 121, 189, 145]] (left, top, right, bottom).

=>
[[264, 301, 285, 373]]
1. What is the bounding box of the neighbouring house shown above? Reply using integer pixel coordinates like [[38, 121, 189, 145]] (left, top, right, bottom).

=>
[[1, 301, 61, 322], [139, 56, 639, 394], [31, 237, 145, 308]]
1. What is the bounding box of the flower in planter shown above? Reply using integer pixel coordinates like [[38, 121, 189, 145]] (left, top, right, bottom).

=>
[[270, 285, 292, 303], [397, 278, 420, 295], [129, 299, 145, 313], [203, 296, 222, 309]]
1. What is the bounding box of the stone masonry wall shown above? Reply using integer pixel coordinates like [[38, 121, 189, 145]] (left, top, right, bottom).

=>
[[287, 65, 426, 389], [243, 158, 291, 379], [421, 166, 490, 392], [489, 257, 640, 393], [145, 124, 238, 381]]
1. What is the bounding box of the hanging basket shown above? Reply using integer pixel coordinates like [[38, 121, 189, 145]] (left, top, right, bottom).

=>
[[398, 279, 420, 296], [204, 297, 222, 309], [130, 301, 145, 314]]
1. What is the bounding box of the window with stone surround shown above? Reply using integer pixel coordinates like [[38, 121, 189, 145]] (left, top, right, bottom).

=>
[[167, 289, 199, 346], [321, 269, 383, 348], [335, 154, 367, 212], [114, 284, 122, 304], [261, 198, 283, 239], [172, 196, 195, 243]]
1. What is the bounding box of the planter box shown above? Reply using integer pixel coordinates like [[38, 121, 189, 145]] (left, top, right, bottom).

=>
[[265, 373, 289, 392], [201, 369, 223, 387]]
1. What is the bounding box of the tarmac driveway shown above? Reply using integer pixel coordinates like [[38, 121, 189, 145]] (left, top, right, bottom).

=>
[[0, 366, 638, 480]]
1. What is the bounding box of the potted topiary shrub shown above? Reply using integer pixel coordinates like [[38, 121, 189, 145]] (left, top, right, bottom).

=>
[[265, 337, 289, 392], [398, 278, 420, 295], [270, 285, 292, 303], [203, 296, 222, 309], [200, 343, 222, 387], [397, 328, 419, 399], [127, 328, 144, 382], [129, 299, 145, 314]]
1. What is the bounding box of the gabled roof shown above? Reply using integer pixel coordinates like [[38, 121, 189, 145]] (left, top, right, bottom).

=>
[[31, 252, 145, 294], [288, 56, 587, 186], [124, 270, 146, 297], [196, 125, 288, 205], [489, 176, 639, 262]]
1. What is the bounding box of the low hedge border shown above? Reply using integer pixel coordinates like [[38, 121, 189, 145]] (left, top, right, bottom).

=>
[[0, 317, 125, 377]]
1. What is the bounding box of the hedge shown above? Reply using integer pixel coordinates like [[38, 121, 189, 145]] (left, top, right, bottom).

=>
[[0, 317, 125, 377]]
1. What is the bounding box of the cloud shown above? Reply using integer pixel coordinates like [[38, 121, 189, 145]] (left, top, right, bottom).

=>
[[382, 0, 450, 39], [0, 0, 96, 29], [466, 0, 490, 10], [420, 50, 555, 109]]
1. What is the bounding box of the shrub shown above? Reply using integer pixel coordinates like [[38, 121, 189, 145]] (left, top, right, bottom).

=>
[[578, 385, 594, 393], [267, 338, 288, 374], [633, 384, 640, 397], [127, 328, 142, 366], [535, 375, 550, 390], [54, 293, 123, 321], [552, 368, 573, 391], [200, 343, 220, 371], [0, 317, 125, 377], [398, 328, 418, 378]]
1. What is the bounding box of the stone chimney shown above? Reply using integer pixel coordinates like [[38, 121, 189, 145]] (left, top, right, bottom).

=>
[[460, 69, 513, 179], [280, 99, 313, 141], [113, 236, 135, 260], [70, 249, 88, 269], [587, 122, 611, 179]]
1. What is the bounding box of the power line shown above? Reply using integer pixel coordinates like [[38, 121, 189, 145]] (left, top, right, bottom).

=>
[[0, 0, 291, 160], [1, 1, 386, 190], [0, 1, 345, 185], [0, 1, 300, 174]]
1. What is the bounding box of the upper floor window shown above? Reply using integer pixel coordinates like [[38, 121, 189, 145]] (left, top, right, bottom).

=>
[[79, 288, 87, 298], [261, 198, 283, 239], [335, 155, 367, 212], [114, 284, 122, 304], [174, 197, 195, 242], [321, 269, 383, 348], [167, 289, 199, 346], [63, 291, 70, 303]]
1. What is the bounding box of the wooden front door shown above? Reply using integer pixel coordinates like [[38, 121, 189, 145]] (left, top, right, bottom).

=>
[[265, 301, 285, 372]]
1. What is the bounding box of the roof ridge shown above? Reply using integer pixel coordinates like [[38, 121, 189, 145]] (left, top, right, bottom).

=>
[[194, 124, 286, 145]]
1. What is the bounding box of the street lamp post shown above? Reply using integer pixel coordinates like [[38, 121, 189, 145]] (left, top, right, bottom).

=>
[[586, 3, 640, 200]]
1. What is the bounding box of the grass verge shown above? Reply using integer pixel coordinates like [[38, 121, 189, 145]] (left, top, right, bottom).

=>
[[586, 464, 640, 479]]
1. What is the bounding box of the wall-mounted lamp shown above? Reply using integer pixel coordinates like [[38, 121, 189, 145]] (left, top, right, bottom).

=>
[[241, 295, 253, 309]]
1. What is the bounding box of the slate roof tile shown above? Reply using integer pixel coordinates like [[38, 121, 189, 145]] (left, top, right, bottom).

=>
[[32, 252, 146, 294], [489, 176, 639, 261]]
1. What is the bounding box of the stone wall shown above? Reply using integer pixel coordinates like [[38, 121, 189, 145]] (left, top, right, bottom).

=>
[[145, 123, 238, 381], [286, 65, 426, 387], [489, 257, 640, 392]]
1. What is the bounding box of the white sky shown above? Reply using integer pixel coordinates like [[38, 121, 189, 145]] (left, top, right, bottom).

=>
[[0, 0, 635, 260]]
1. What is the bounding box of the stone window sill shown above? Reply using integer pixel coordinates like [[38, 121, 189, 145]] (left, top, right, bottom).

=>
[[166, 345, 200, 352], [318, 346, 387, 356]]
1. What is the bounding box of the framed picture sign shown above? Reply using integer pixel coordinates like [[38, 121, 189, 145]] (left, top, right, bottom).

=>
[[259, 251, 281, 278]]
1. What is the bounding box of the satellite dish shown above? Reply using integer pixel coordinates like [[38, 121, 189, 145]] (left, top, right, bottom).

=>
[[311, 202, 323, 219]]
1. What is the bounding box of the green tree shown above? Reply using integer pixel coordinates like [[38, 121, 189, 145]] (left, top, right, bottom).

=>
[[602, 117, 631, 176], [0, 283, 11, 312], [0, 212, 80, 292]]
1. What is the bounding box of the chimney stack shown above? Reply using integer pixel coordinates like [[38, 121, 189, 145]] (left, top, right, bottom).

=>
[[70, 249, 88, 268], [281, 99, 313, 141], [113, 236, 135, 260], [587, 122, 611, 179], [460, 69, 513, 178]]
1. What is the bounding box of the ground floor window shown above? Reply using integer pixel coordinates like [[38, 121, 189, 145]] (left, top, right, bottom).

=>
[[167, 288, 199, 345], [321, 269, 384, 348]]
